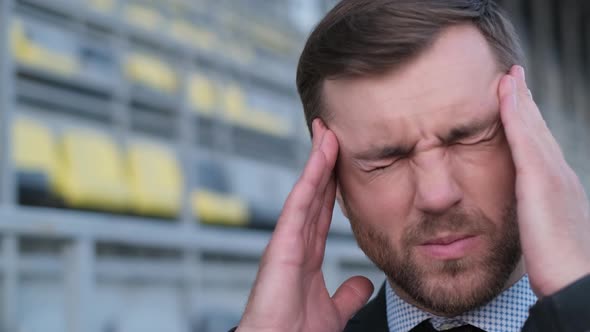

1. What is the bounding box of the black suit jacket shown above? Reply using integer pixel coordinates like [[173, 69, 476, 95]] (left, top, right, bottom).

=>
[[342, 284, 388, 332], [343, 275, 590, 332], [230, 275, 590, 332]]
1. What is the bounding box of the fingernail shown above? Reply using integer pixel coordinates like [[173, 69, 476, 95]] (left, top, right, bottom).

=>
[[519, 66, 526, 82]]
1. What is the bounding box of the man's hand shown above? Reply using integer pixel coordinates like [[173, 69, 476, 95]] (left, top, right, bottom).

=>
[[499, 65, 590, 297], [236, 119, 374, 332]]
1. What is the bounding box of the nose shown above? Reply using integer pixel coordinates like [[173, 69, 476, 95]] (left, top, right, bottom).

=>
[[412, 149, 463, 215]]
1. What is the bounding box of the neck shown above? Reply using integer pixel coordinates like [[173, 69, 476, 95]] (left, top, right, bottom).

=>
[[388, 257, 526, 317]]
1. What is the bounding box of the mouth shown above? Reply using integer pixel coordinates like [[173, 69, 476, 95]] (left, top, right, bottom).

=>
[[418, 234, 480, 260]]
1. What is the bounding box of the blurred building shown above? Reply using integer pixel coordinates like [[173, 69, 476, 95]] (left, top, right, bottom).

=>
[[0, 0, 587, 331]]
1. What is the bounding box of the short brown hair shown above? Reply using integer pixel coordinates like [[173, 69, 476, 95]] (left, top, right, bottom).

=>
[[296, 0, 524, 135]]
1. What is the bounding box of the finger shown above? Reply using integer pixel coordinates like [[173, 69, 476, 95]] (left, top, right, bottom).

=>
[[299, 119, 338, 197], [316, 174, 337, 249], [332, 276, 374, 324], [304, 131, 339, 251], [275, 119, 337, 233], [510, 65, 549, 130], [501, 67, 565, 168], [499, 72, 547, 167], [297, 123, 339, 230], [305, 129, 339, 225], [304, 174, 331, 247], [498, 74, 527, 165], [313, 119, 339, 195], [309, 175, 337, 262], [511, 65, 531, 100], [511, 66, 535, 105]]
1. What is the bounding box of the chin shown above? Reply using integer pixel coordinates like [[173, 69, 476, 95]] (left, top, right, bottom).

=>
[[405, 255, 511, 316], [428, 261, 492, 294]]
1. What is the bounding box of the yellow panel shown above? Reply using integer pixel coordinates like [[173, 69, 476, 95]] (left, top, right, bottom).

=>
[[169, 20, 216, 51], [55, 130, 129, 212], [124, 52, 178, 93], [222, 84, 247, 123], [192, 190, 248, 226], [188, 74, 217, 115], [127, 143, 183, 218], [10, 19, 80, 76], [249, 22, 294, 55], [230, 110, 258, 132], [12, 118, 59, 187], [241, 109, 290, 137], [124, 4, 164, 32]]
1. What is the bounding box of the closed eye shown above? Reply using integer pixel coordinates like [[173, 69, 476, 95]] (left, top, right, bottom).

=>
[[453, 135, 493, 146], [369, 164, 392, 173], [452, 121, 502, 146], [366, 157, 405, 173]]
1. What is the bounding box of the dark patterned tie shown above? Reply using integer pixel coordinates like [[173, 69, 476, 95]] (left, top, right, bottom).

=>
[[410, 320, 486, 332]]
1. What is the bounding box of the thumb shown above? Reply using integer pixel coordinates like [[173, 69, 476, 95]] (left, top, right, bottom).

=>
[[332, 276, 374, 324]]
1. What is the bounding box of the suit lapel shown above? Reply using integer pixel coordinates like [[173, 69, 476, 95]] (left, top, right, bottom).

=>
[[343, 283, 389, 332]]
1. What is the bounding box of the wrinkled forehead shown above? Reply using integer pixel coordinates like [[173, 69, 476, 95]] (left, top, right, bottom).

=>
[[321, 25, 504, 152]]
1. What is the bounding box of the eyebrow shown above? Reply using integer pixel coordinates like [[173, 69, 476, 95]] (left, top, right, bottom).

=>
[[441, 114, 499, 144], [353, 144, 414, 161], [353, 113, 499, 161]]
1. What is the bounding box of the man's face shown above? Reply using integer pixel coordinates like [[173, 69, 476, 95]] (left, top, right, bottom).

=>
[[323, 25, 521, 316]]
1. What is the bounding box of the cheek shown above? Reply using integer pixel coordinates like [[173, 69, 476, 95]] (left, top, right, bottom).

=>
[[452, 142, 516, 220], [338, 164, 414, 238]]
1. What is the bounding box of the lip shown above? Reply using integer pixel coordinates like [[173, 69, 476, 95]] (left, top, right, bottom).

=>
[[418, 234, 480, 260], [422, 234, 474, 246]]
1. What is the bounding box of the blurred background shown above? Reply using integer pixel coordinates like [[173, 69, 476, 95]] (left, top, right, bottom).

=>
[[0, 0, 587, 331]]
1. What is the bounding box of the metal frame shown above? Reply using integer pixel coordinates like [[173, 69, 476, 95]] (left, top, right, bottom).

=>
[[0, 0, 19, 331], [0, 207, 370, 331]]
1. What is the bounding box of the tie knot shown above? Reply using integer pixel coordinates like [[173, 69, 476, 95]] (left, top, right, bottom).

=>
[[411, 319, 485, 332], [429, 317, 467, 331]]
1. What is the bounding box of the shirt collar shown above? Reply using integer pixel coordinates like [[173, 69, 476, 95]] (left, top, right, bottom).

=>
[[386, 275, 537, 332]]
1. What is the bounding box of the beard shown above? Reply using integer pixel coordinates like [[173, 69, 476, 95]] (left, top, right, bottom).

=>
[[348, 200, 521, 316]]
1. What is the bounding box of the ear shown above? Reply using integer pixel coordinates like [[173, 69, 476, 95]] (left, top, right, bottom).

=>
[[335, 182, 350, 219]]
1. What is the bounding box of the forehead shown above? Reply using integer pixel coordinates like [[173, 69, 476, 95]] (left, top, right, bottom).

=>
[[323, 24, 503, 153]]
